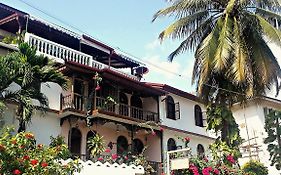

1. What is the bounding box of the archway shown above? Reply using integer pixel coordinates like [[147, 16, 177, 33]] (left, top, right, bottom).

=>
[[117, 136, 128, 155], [132, 139, 144, 155], [167, 138, 177, 151], [69, 128, 82, 156]]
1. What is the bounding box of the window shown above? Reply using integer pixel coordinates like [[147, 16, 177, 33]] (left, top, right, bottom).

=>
[[119, 92, 128, 116], [195, 105, 203, 127], [167, 138, 177, 151], [166, 96, 180, 120], [69, 128, 82, 156], [131, 95, 143, 119], [197, 144, 205, 158], [117, 136, 128, 155], [132, 139, 144, 155]]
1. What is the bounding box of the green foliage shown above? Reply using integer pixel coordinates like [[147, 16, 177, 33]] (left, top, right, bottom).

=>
[[1, 31, 25, 45], [49, 135, 71, 159], [87, 133, 105, 158], [206, 104, 242, 148], [264, 109, 281, 170], [153, 0, 281, 98], [0, 42, 68, 132], [242, 160, 268, 175], [0, 127, 79, 175]]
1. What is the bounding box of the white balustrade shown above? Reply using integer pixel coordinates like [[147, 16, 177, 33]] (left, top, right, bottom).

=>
[[60, 159, 145, 175], [24, 33, 139, 81]]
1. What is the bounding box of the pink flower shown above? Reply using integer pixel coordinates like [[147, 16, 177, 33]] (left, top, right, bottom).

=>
[[95, 85, 101, 91], [124, 156, 128, 160], [151, 131, 156, 136], [111, 154, 118, 160], [204, 157, 208, 162], [213, 169, 220, 175], [226, 155, 235, 164], [13, 169, 21, 175], [202, 167, 212, 175], [105, 148, 111, 153], [189, 164, 199, 175], [23, 155, 30, 160], [160, 127, 164, 132], [97, 157, 103, 161], [41, 162, 48, 168]]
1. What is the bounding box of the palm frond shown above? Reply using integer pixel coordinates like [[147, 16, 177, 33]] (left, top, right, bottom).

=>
[[213, 15, 233, 71], [255, 14, 281, 47], [168, 17, 214, 61], [158, 10, 210, 41]]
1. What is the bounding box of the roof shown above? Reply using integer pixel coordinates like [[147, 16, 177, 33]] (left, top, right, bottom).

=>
[[0, 3, 143, 68], [63, 61, 166, 96], [144, 83, 201, 102]]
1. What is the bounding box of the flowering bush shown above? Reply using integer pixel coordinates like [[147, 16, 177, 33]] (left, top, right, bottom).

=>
[[0, 127, 79, 175], [242, 160, 268, 175]]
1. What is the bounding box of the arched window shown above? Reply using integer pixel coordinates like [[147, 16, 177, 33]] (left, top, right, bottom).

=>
[[166, 96, 176, 119], [131, 95, 143, 119], [86, 131, 96, 159], [132, 139, 144, 155], [69, 128, 82, 156], [167, 138, 177, 151], [195, 105, 203, 127], [119, 92, 128, 116], [117, 136, 128, 155], [197, 144, 205, 158]]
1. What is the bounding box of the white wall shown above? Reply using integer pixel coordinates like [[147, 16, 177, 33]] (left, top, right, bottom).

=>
[[41, 82, 64, 111], [159, 93, 213, 138], [233, 103, 280, 175]]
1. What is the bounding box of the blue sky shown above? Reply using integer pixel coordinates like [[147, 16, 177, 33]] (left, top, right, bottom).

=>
[[2, 0, 196, 93]]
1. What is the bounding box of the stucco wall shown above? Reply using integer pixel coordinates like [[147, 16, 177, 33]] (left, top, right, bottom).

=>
[[159, 93, 213, 138], [233, 103, 279, 175]]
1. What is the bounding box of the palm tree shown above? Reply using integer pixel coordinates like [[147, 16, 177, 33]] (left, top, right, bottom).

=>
[[153, 0, 281, 98], [0, 43, 68, 132], [153, 0, 281, 149]]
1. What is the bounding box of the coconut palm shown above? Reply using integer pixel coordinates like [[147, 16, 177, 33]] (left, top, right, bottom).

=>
[[0, 43, 68, 132], [153, 0, 281, 98]]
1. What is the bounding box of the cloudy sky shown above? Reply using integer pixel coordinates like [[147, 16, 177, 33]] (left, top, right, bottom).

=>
[[2, 0, 281, 98]]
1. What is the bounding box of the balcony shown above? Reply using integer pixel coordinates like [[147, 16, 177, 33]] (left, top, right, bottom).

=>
[[61, 93, 160, 123], [24, 33, 139, 81]]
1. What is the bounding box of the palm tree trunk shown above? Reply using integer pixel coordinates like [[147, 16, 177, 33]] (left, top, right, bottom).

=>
[[17, 104, 26, 133]]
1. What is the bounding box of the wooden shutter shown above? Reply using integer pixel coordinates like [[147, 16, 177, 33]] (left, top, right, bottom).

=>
[[175, 102, 180, 120]]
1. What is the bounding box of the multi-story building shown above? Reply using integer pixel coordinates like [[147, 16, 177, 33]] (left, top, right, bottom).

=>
[[0, 3, 215, 174], [147, 83, 215, 158], [232, 97, 281, 175]]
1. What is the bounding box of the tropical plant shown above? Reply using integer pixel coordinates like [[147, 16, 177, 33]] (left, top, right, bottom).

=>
[[153, 0, 281, 98], [0, 42, 68, 132], [0, 127, 80, 175], [87, 133, 105, 158], [242, 160, 269, 175], [264, 109, 281, 170]]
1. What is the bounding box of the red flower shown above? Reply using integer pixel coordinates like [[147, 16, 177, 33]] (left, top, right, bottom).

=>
[[160, 127, 164, 132], [213, 169, 220, 175], [23, 155, 30, 160], [184, 137, 190, 142], [189, 164, 199, 175], [111, 154, 118, 160], [95, 85, 101, 91], [25, 133, 34, 139], [97, 157, 103, 161], [105, 148, 111, 153], [13, 169, 21, 175], [11, 140, 17, 145], [161, 173, 165, 175], [202, 167, 212, 175], [37, 144, 43, 149], [226, 155, 235, 164], [0, 144, 5, 151], [41, 162, 48, 168], [30, 159, 38, 166]]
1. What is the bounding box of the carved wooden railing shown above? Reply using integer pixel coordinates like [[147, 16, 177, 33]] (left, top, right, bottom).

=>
[[61, 94, 159, 122], [24, 33, 139, 81]]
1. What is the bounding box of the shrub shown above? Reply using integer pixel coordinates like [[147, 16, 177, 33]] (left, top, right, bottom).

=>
[[242, 160, 268, 175], [0, 127, 79, 175]]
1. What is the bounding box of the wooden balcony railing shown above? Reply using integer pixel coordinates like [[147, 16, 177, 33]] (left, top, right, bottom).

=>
[[24, 33, 139, 81], [61, 94, 159, 122]]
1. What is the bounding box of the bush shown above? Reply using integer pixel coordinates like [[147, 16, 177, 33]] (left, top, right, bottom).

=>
[[0, 127, 79, 175], [242, 160, 268, 175]]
